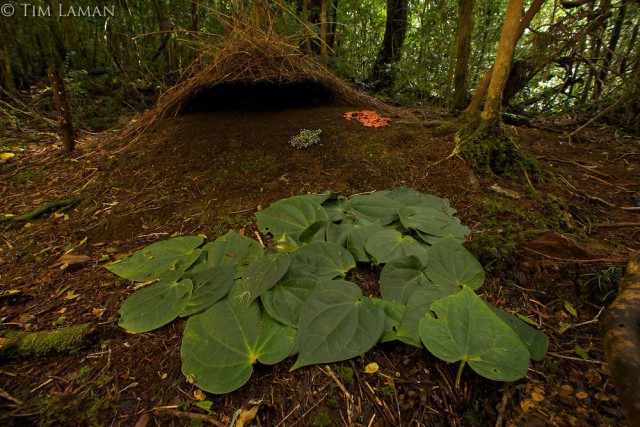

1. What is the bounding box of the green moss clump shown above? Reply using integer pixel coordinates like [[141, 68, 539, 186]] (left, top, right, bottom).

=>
[[455, 116, 540, 179]]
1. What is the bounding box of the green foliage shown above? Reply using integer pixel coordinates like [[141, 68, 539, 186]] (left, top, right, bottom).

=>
[[108, 188, 547, 394], [289, 129, 322, 149], [580, 266, 622, 302]]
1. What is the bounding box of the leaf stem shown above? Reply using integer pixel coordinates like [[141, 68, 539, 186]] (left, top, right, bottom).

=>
[[455, 360, 466, 388]]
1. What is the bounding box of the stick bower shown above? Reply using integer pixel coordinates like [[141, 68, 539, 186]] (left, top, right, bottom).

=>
[[122, 30, 389, 138]]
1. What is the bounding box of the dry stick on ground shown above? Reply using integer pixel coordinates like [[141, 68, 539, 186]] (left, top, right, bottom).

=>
[[153, 408, 224, 426], [522, 247, 628, 264], [567, 95, 627, 139]]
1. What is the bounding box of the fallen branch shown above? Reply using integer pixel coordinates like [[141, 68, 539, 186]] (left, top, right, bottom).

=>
[[603, 251, 640, 426], [522, 247, 628, 264], [0, 323, 96, 360], [594, 222, 640, 228], [153, 408, 225, 426], [0, 198, 79, 223]]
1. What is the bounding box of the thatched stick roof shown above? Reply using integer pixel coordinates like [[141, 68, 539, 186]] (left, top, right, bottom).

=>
[[121, 30, 389, 139]]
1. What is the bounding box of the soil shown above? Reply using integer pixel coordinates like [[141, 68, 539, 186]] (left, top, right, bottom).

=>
[[0, 104, 638, 426]]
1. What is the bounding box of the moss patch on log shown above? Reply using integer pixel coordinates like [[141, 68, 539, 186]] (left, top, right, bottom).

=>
[[0, 323, 95, 360]]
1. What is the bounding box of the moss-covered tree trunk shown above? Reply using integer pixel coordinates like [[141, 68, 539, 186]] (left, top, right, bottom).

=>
[[455, 0, 538, 176], [452, 0, 474, 111]]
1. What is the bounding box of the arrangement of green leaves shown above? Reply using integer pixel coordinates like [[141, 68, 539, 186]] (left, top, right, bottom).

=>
[[107, 188, 547, 393]]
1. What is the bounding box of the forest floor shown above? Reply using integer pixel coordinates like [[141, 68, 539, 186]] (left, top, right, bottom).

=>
[[0, 105, 638, 426]]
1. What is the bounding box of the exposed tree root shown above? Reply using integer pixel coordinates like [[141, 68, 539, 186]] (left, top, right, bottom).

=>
[[453, 115, 540, 178], [603, 251, 640, 426]]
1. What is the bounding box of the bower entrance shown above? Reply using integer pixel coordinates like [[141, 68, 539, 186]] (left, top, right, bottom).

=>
[[182, 81, 335, 112]]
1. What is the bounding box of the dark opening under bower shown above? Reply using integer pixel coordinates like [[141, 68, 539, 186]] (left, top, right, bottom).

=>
[[182, 81, 335, 113], [120, 29, 389, 138]]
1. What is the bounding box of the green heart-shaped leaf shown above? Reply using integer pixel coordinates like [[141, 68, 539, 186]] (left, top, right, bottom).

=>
[[396, 285, 455, 347], [489, 305, 549, 361], [424, 237, 484, 289], [181, 284, 296, 394], [384, 187, 457, 215], [419, 286, 529, 382], [107, 236, 203, 282], [289, 241, 355, 281], [200, 231, 263, 275], [256, 195, 328, 242], [346, 194, 404, 225], [372, 299, 406, 344], [242, 253, 291, 304], [399, 206, 470, 240], [364, 229, 429, 265], [180, 265, 236, 317], [119, 278, 193, 333], [292, 280, 384, 369], [346, 221, 385, 262], [261, 273, 319, 327], [380, 255, 431, 304]]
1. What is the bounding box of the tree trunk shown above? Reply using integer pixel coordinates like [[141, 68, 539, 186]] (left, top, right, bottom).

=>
[[369, 0, 409, 91], [452, 0, 475, 111], [481, 0, 524, 121], [190, 0, 198, 33], [47, 64, 75, 152], [328, 0, 339, 49], [320, 0, 328, 67], [464, 0, 545, 115]]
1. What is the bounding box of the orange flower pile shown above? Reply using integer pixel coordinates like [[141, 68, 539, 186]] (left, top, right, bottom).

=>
[[344, 110, 391, 128]]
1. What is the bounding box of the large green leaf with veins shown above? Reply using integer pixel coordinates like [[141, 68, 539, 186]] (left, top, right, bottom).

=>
[[181, 284, 296, 394], [364, 229, 429, 265], [384, 187, 457, 215], [489, 305, 549, 361], [107, 236, 203, 282], [255, 195, 328, 242], [180, 265, 236, 317], [261, 273, 319, 327], [380, 255, 432, 303], [346, 194, 404, 225], [396, 285, 456, 347], [399, 206, 470, 240], [289, 241, 355, 281], [346, 221, 385, 262], [119, 278, 193, 332], [419, 286, 530, 382], [424, 237, 484, 289], [292, 280, 384, 369], [242, 253, 291, 304], [372, 299, 406, 343], [200, 231, 262, 275]]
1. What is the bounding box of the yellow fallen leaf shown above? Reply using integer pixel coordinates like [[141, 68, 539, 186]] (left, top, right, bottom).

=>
[[364, 362, 379, 374], [64, 290, 80, 300], [193, 389, 206, 401], [161, 373, 167, 380], [0, 152, 15, 163]]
